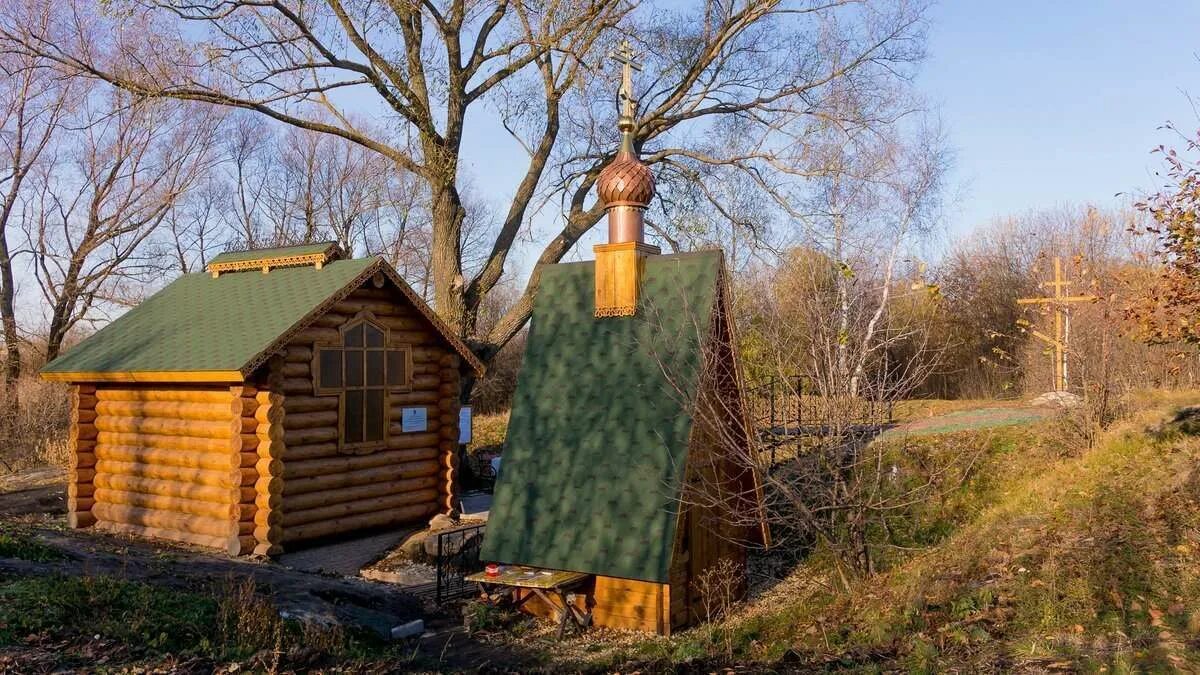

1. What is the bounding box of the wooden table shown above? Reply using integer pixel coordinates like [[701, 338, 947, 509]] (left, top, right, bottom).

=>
[[466, 566, 592, 639]]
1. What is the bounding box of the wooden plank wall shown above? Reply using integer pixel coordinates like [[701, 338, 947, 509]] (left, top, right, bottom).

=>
[[275, 284, 457, 545], [517, 576, 671, 634], [86, 386, 257, 554]]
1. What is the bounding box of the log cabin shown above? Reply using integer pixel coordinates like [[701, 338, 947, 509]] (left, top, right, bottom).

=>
[[479, 80, 768, 634], [41, 241, 484, 556]]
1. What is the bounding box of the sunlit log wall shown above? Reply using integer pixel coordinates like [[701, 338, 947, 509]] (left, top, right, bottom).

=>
[[275, 285, 458, 545], [85, 386, 259, 554]]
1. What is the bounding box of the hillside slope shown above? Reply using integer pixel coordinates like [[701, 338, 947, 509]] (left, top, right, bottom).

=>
[[580, 400, 1200, 672]]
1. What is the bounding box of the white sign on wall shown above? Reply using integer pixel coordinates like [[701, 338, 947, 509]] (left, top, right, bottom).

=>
[[401, 407, 428, 433], [458, 406, 473, 445]]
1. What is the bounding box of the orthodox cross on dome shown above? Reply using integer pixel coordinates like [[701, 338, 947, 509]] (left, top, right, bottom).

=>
[[610, 39, 643, 131]]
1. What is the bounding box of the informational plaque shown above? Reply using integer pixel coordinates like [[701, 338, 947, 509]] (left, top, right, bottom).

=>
[[458, 405, 473, 444], [401, 407, 427, 433]]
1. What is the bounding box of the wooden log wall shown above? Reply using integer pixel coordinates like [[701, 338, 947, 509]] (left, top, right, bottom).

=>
[[276, 284, 456, 544], [67, 384, 98, 528], [89, 386, 257, 554]]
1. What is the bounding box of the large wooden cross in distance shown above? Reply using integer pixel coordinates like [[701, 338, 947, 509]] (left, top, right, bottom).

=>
[[1016, 256, 1097, 392]]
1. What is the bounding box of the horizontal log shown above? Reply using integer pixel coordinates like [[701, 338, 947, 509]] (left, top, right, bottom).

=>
[[282, 410, 339, 431], [440, 354, 460, 369], [330, 299, 410, 316], [282, 442, 339, 461], [95, 400, 232, 422], [97, 431, 235, 455], [94, 457, 245, 487], [284, 426, 338, 446], [94, 520, 251, 555], [75, 394, 98, 410], [281, 362, 310, 378], [282, 489, 438, 527], [95, 487, 235, 520], [75, 383, 97, 394], [74, 423, 98, 441], [70, 452, 97, 470], [293, 327, 340, 344], [284, 475, 439, 512], [282, 395, 339, 414], [282, 503, 437, 543], [257, 438, 283, 461], [387, 390, 440, 406], [95, 443, 251, 471], [73, 408, 98, 424], [94, 472, 245, 505], [95, 415, 235, 440], [375, 324, 437, 344], [386, 432, 441, 450], [254, 490, 282, 511], [92, 501, 234, 538], [70, 497, 96, 511], [281, 378, 313, 395], [309, 314, 345, 329], [285, 345, 313, 363], [68, 482, 96, 498], [283, 448, 437, 479], [283, 458, 439, 495], [68, 511, 97, 528], [95, 388, 233, 404], [412, 374, 440, 390], [69, 468, 96, 483]]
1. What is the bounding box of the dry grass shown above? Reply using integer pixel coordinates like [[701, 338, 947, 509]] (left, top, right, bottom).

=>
[[0, 377, 70, 474], [468, 411, 509, 455]]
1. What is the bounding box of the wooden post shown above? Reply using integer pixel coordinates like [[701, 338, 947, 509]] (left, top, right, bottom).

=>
[[1016, 256, 1097, 392]]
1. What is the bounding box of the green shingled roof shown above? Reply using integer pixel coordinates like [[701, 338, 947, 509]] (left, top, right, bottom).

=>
[[480, 250, 722, 583], [42, 256, 379, 376]]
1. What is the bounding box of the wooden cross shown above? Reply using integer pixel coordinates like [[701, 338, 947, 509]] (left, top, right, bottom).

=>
[[1016, 256, 1097, 392], [610, 39, 642, 122]]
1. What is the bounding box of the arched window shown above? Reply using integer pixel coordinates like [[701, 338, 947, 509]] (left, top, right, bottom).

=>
[[313, 313, 412, 451]]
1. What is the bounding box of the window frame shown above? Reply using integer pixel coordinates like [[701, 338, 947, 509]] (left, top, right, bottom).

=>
[[311, 310, 415, 454]]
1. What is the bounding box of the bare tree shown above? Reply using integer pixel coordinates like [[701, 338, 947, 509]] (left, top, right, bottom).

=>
[[21, 91, 220, 360], [0, 0, 934, 379], [0, 48, 74, 386]]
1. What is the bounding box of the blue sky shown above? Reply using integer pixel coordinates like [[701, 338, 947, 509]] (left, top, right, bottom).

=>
[[920, 1, 1200, 241]]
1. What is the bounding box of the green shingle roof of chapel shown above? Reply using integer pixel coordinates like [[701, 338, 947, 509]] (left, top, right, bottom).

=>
[[42, 244, 484, 380], [480, 250, 722, 583]]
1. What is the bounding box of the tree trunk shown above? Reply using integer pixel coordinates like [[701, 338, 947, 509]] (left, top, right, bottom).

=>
[[428, 176, 468, 337]]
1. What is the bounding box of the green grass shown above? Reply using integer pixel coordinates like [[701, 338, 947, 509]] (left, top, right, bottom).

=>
[[0, 574, 400, 668], [0, 528, 67, 562]]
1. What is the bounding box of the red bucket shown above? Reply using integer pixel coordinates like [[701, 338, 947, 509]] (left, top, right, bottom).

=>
[[485, 563, 500, 577]]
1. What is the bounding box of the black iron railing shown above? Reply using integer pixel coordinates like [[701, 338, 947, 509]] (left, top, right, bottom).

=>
[[434, 523, 486, 604]]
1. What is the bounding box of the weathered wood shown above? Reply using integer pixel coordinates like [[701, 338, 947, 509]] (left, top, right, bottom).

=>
[[94, 400, 231, 422], [293, 327, 340, 344], [279, 408, 338, 427], [74, 423, 98, 441], [72, 408, 98, 424], [283, 503, 436, 543], [93, 502, 235, 538], [284, 426, 339, 446], [68, 511, 97, 528], [282, 395, 339, 413], [385, 431, 441, 450], [281, 362, 311, 378], [70, 452, 97, 470], [282, 489, 438, 527], [283, 442, 340, 461], [282, 410, 339, 430], [283, 458, 440, 495], [387, 391, 440, 406], [95, 388, 234, 404], [68, 482, 96, 498], [284, 475, 439, 512], [281, 378, 314, 395], [283, 447, 438, 479], [285, 345, 313, 363]]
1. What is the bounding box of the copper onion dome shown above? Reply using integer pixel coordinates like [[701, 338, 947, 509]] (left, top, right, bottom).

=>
[[597, 130, 655, 208]]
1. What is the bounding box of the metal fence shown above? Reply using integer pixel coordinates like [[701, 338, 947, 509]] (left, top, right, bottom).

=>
[[434, 523, 486, 604]]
